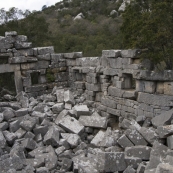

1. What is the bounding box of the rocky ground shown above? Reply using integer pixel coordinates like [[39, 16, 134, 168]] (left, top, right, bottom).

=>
[[0, 87, 173, 173]]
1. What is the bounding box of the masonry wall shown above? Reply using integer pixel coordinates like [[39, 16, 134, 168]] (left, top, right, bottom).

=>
[[1, 31, 173, 120]]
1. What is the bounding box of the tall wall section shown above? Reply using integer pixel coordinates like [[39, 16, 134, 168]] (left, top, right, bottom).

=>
[[1, 31, 173, 120]]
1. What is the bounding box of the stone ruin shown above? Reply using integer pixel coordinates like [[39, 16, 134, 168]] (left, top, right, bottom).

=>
[[0, 31, 173, 172]]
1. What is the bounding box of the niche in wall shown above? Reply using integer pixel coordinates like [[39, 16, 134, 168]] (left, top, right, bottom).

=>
[[31, 72, 40, 85], [122, 73, 136, 90]]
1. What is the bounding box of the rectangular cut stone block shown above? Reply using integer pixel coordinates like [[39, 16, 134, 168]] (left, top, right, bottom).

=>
[[25, 85, 47, 93], [108, 86, 124, 97], [59, 115, 84, 135], [79, 112, 107, 129], [101, 97, 117, 109], [117, 134, 134, 148], [15, 41, 32, 49], [9, 56, 27, 64], [103, 68, 120, 76], [0, 64, 20, 73], [121, 49, 140, 58], [102, 50, 121, 58], [107, 107, 120, 116], [137, 92, 173, 107], [125, 129, 148, 146], [63, 52, 82, 59], [167, 135, 173, 149], [157, 125, 173, 138], [125, 146, 151, 160], [37, 46, 54, 55], [56, 89, 64, 103], [164, 82, 173, 95], [97, 152, 127, 172], [74, 105, 89, 116]]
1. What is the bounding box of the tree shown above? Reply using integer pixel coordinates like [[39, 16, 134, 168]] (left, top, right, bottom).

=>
[[121, 0, 173, 69]]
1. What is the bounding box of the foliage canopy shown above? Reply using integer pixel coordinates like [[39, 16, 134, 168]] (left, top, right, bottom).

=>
[[121, 0, 173, 69]]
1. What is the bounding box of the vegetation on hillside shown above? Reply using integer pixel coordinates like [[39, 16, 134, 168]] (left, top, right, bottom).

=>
[[0, 0, 123, 56]]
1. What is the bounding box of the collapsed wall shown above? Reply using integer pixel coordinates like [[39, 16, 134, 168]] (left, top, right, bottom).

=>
[[1, 31, 173, 172]]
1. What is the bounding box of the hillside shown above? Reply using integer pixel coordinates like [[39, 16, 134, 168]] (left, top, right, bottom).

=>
[[0, 0, 125, 56]]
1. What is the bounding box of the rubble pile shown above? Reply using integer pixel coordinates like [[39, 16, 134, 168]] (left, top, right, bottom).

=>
[[0, 88, 172, 173]]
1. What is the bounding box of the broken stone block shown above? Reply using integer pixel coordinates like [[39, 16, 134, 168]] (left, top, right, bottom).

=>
[[79, 111, 107, 129], [64, 90, 75, 105], [56, 89, 64, 103], [91, 128, 115, 147], [98, 152, 127, 172], [3, 131, 17, 145], [123, 166, 136, 173], [15, 128, 26, 139], [25, 158, 44, 168], [73, 105, 90, 116], [155, 163, 173, 172], [65, 103, 73, 110], [125, 146, 151, 161], [136, 162, 146, 173], [36, 167, 49, 173], [61, 158, 72, 172], [0, 122, 8, 131], [15, 108, 28, 117], [55, 110, 68, 125], [61, 133, 80, 148], [125, 129, 148, 146], [52, 103, 64, 114], [0, 131, 6, 148], [157, 125, 173, 138], [59, 115, 84, 135], [20, 116, 37, 131], [125, 157, 142, 169], [9, 120, 20, 132], [3, 109, 15, 121], [55, 146, 66, 155], [0, 155, 24, 172], [139, 127, 158, 145], [117, 134, 134, 148], [167, 135, 173, 149], [145, 141, 169, 170], [33, 125, 49, 137], [151, 109, 173, 127], [22, 138, 37, 150], [43, 126, 59, 147]]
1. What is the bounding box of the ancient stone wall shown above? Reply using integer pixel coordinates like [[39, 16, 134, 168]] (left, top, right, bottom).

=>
[[1, 31, 173, 120]]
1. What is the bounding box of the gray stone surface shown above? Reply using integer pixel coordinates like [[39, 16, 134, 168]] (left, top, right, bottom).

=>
[[59, 115, 84, 135], [73, 105, 89, 116], [79, 111, 107, 129], [117, 134, 134, 148]]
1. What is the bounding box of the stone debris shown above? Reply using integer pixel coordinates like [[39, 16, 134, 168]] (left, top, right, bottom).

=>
[[1, 31, 173, 172]]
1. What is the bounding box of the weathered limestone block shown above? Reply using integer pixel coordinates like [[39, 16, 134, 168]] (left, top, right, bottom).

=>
[[37, 46, 54, 55], [101, 97, 117, 109], [137, 92, 173, 107], [37, 53, 51, 60], [56, 89, 64, 102], [55, 72, 68, 82], [164, 82, 173, 95], [0, 131, 6, 148], [14, 41, 32, 49], [14, 48, 34, 56], [21, 61, 50, 70], [123, 90, 137, 99], [61, 133, 80, 148], [103, 68, 120, 76], [64, 52, 82, 59], [73, 105, 89, 116], [97, 152, 127, 172], [59, 115, 84, 135], [107, 107, 121, 116], [9, 56, 27, 64], [16, 35, 27, 42], [156, 82, 164, 94], [79, 112, 107, 129], [102, 50, 121, 58], [0, 64, 20, 73], [52, 103, 64, 114], [151, 109, 173, 127], [155, 163, 173, 173], [125, 146, 151, 160], [157, 125, 173, 138], [117, 134, 134, 148], [108, 57, 123, 69], [167, 135, 173, 149], [64, 90, 75, 105], [125, 157, 142, 169], [43, 126, 59, 147], [108, 86, 124, 97], [86, 83, 101, 91], [139, 127, 158, 145], [125, 129, 148, 146], [136, 80, 156, 93], [121, 49, 141, 58]]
